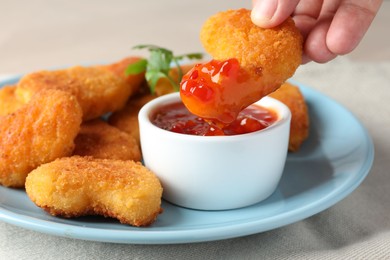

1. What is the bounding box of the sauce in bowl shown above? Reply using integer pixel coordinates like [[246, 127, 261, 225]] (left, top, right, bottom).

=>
[[152, 101, 277, 136]]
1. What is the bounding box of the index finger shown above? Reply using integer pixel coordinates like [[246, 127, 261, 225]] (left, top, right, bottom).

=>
[[326, 0, 383, 55]]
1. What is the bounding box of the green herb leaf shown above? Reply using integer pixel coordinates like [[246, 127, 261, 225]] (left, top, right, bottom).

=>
[[147, 49, 173, 75], [125, 58, 147, 75], [128, 44, 204, 94], [145, 71, 167, 94], [175, 53, 204, 61], [133, 44, 172, 54]]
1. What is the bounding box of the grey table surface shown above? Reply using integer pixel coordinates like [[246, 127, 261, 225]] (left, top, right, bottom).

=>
[[1, 1, 390, 259]]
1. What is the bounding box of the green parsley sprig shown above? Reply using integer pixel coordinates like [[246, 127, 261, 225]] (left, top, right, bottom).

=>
[[125, 44, 203, 94]]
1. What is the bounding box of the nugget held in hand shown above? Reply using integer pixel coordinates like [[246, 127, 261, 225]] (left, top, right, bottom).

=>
[[200, 9, 301, 79], [25, 156, 163, 227], [181, 9, 302, 124], [73, 119, 141, 161], [16, 57, 145, 120], [0, 90, 82, 187]]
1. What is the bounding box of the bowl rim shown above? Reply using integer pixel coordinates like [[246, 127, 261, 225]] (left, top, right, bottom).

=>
[[138, 92, 291, 142]]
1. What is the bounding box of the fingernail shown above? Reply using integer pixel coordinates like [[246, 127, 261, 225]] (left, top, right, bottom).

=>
[[251, 0, 277, 27]]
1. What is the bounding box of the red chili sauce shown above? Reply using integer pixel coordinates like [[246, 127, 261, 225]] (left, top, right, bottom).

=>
[[152, 102, 278, 136], [180, 58, 265, 125]]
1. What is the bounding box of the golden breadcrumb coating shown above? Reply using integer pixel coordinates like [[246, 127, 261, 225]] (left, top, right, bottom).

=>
[[0, 89, 82, 187], [0, 85, 25, 116], [200, 8, 302, 95], [25, 156, 163, 227], [73, 119, 141, 161], [108, 93, 156, 146], [15, 57, 144, 121], [269, 82, 309, 151], [98, 56, 145, 90]]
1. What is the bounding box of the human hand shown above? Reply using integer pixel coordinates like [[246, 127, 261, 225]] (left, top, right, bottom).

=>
[[251, 0, 383, 63]]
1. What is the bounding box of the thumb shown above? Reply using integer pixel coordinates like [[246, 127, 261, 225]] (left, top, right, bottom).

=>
[[251, 0, 300, 28]]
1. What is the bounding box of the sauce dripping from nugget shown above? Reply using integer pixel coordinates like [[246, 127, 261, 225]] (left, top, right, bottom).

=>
[[179, 8, 302, 126], [180, 58, 263, 125]]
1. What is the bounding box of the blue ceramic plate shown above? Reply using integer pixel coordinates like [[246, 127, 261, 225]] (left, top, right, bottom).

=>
[[0, 77, 374, 244]]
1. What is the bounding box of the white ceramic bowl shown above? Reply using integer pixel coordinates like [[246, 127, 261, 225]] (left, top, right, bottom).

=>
[[139, 93, 291, 210]]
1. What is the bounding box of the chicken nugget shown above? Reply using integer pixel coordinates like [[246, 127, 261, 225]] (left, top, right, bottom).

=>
[[73, 119, 141, 161], [15, 57, 144, 120], [269, 82, 309, 151], [25, 156, 163, 227], [200, 9, 301, 85], [181, 9, 302, 123], [0, 89, 82, 187], [108, 93, 156, 145], [98, 56, 145, 92], [0, 85, 25, 116]]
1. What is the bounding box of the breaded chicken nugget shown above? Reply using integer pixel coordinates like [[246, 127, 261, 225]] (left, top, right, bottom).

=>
[[25, 156, 163, 227], [73, 119, 141, 161], [181, 9, 302, 123], [200, 9, 302, 86], [98, 56, 145, 91], [0, 85, 25, 116], [269, 82, 309, 151], [108, 94, 156, 145], [15, 57, 144, 120], [0, 89, 82, 187]]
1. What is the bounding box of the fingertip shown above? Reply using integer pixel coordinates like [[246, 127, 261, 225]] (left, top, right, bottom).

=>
[[303, 19, 338, 63], [326, 32, 358, 55], [251, 11, 272, 28], [305, 42, 337, 63], [251, 0, 300, 28], [326, 17, 366, 55], [251, 0, 277, 28]]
